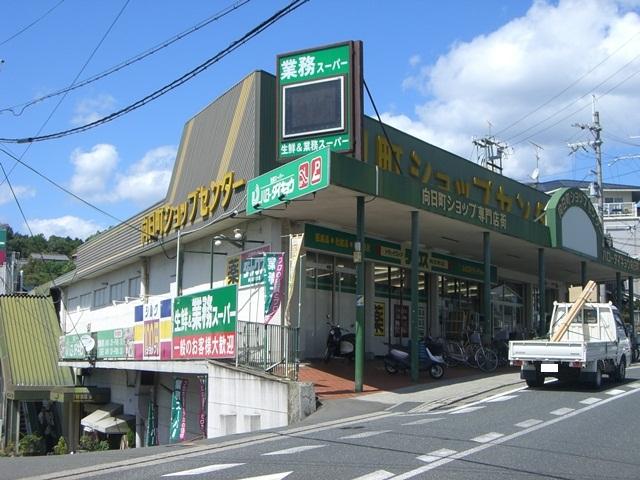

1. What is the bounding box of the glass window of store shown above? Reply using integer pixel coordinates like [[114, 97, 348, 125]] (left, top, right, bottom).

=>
[[438, 276, 481, 340], [492, 282, 525, 339], [374, 266, 428, 347]]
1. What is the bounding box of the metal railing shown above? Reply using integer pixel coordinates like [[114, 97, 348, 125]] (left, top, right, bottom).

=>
[[235, 320, 299, 380], [604, 202, 637, 217]]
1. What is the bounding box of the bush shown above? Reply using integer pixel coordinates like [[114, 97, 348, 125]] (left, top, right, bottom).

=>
[[79, 434, 109, 452], [18, 434, 45, 456], [53, 436, 68, 455], [126, 430, 135, 448], [0, 442, 16, 457]]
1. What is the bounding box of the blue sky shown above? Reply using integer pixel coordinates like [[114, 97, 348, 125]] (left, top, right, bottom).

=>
[[1, 0, 640, 239]]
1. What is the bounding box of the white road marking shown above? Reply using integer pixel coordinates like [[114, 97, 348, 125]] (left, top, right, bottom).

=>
[[485, 395, 518, 403], [471, 432, 504, 443], [550, 407, 575, 416], [449, 406, 485, 415], [262, 445, 325, 456], [162, 463, 242, 476], [351, 470, 395, 480], [433, 385, 528, 414], [392, 385, 640, 479], [341, 430, 391, 439], [580, 397, 602, 405], [605, 389, 626, 395], [514, 419, 543, 428], [402, 418, 443, 426], [417, 448, 458, 463], [236, 473, 292, 480]]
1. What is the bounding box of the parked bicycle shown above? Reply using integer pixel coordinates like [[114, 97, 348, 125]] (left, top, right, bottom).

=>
[[439, 331, 498, 372]]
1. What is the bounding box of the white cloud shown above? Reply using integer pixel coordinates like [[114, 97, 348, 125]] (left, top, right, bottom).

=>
[[387, 0, 640, 181], [71, 94, 116, 126], [113, 145, 176, 205], [69, 143, 119, 200], [0, 184, 35, 206], [67, 144, 176, 206], [409, 54, 422, 67], [26, 215, 103, 240]]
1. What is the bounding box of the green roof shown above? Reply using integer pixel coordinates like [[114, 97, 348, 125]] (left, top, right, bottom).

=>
[[0, 295, 74, 399]]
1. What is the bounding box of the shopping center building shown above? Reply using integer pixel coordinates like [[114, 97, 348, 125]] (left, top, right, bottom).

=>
[[55, 42, 640, 448]]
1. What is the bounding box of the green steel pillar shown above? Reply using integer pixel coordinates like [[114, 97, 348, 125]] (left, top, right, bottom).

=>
[[581, 261, 587, 287], [629, 276, 635, 333], [483, 232, 492, 335], [616, 272, 622, 310], [354, 196, 365, 392], [538, 248, 546, 337], [410, 211, 420, 382]]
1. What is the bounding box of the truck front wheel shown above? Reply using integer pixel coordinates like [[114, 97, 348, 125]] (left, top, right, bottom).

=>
[[614, 357, 626, 382]]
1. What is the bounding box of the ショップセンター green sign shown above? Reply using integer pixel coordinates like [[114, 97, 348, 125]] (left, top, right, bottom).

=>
[[247, 147, 330, 215]]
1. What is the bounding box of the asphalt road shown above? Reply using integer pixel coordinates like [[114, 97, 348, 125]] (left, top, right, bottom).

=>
[[11, 367, 640, 480]]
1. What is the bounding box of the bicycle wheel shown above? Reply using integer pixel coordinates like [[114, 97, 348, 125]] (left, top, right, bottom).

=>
[[476, 348, 498, 372]]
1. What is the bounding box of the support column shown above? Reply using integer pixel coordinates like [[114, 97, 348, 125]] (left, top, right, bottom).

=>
[[483, 232, 492, 336], [410, 211, 420, 382], [538, 248, 546, 337], [581, 261, 587, 287], [629, 276, 635, 334], [354, 196, 365, 393], [616, 272, 622, 310], [209, 237, 215, 289], [175, 230, 183, 296]]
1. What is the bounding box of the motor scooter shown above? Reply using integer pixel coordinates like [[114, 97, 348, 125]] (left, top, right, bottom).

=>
[[384, 338, 445, 379], [323, 321, 355, 363]]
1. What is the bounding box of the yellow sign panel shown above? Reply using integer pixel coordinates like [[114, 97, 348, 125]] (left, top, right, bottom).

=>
[[141, 171, 246, 244]]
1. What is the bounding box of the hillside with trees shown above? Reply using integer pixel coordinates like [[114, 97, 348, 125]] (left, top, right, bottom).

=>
[[5, 227, 83, 289]]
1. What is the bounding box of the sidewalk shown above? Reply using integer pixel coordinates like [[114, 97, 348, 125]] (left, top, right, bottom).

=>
[[298, 359, 524, 422], [299, 358, 522, 400]]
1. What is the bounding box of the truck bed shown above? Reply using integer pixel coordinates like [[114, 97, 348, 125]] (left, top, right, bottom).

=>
[[509, 340, 618, 363]]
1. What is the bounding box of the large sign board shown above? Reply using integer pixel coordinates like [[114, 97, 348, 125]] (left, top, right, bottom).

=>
[[172, 285, 237, 359], [247, 147, 330, 214], [277, 41, 362, 161], [134, 299, 172, 360]]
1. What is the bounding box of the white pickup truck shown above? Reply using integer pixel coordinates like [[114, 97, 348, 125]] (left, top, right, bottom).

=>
[[509, 302, 631, 388]]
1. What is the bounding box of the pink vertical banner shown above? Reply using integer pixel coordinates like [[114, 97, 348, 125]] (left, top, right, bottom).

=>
[[197, 375, 207, 437], [263, 252, 285, 324]]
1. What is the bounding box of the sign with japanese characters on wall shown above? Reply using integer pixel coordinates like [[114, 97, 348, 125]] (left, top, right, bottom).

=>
[[247, 147, 330, 215], [304, 224, 497, 283], [359, 117, 551, 244], [134, 299, 172, 360], [172, 285, 237, 359], [277, 41, 362, 160], [97, 328, 134, 360], [59, 333, 97, 360], [140, 171, 246, 244]]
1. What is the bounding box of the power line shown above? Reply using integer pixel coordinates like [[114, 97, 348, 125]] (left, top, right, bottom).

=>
[[495, 28, 640, 138], [506, 48, 640, 146], [0, 160, 93, 357], [0, 147, 146, 237], [0, 0, 131, 188], [0, 0, 310, 145], [0, 0, 66, 47], [0, 0, 252, 117], [509, 65, 640, 148]]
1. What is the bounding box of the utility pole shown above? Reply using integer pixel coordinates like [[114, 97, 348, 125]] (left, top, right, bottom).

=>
[[472, 135, 509, 174], [568, 96, 604, 226]]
